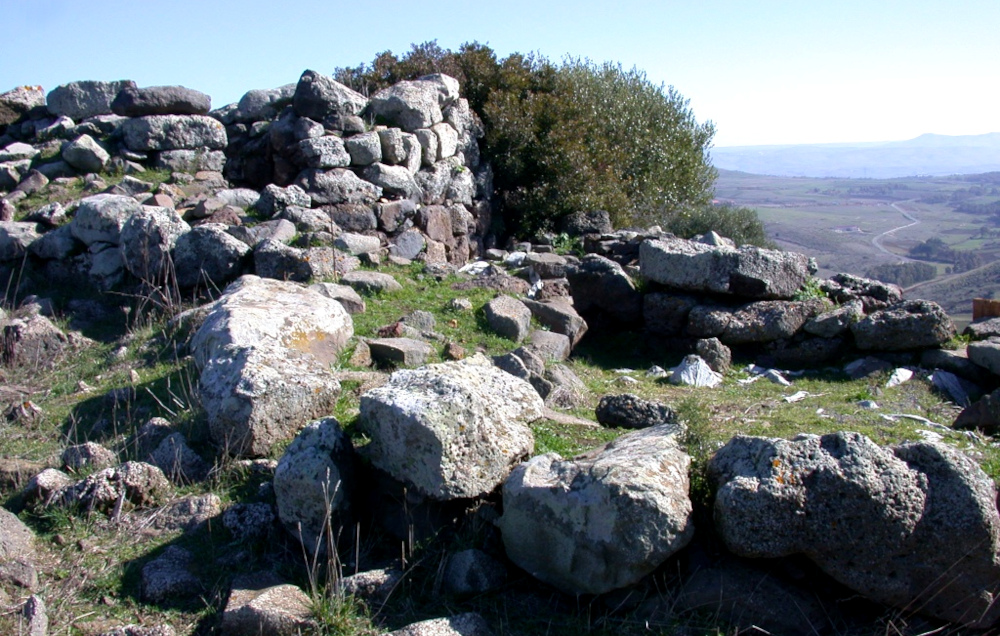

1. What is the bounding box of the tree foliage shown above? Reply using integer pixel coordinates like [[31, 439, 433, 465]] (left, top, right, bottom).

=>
[[866, 262, 937, 288], [336, 42, 767, 245]]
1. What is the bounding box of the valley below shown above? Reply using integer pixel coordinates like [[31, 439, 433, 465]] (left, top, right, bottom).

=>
[[715, 169, 1000, 324]]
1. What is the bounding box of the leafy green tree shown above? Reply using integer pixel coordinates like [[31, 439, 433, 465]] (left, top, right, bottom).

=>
[[336, 42, 767, 245]]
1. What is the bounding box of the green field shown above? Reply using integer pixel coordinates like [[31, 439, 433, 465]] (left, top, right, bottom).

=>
[[715, 170, 1000, 323]]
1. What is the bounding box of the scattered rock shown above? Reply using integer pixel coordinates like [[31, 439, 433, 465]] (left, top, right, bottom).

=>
[[500, 424, 693, 595], [0, 507, 36, 561], [595, 394, 680, 431], [342, 270, 402, 294], [62, 133, 110, 172], [360, 354, 542, 500], [273, 418, 354, 552], [695, 337, 731, 374], [61, 441, 117, 473], [366, 337, 434, 368], [484, 295, 532, 343], [309, 282, 366, 314], [220, 573, 315, 636], [566, 254, 642, 326], [146, 494, 222, 534], [223, 502, 276, 543], [172, 223, 250, 289], [142, 545, 200, 603], [53, 461, 170, 514]]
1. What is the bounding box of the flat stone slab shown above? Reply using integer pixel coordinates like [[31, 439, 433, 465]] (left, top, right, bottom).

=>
[[367, 337, 433, 367]]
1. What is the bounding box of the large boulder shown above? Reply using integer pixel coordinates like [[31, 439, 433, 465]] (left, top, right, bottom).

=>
[[70, 194, 143, 246], [294, 135, 351, 169], [0, 86, 45, 127], [0, 507, 36, 561], [172, 224, 250, 289], [709, 432, 1000, 628], [220, 573, 315, 636], [499, 425, 693, 595], [521, 298, 588, 347], [53, 461, 170, 514], [691, 299, 826, 345], [47, 79, 134, 120], [359, 354, 542, 500], [122, 115, 227, 152], [61, 134, 110, 172], [191, 276, 353, 456], [295, 168, 381, 206], [954, 387, 1000, 435], [111, 84, 211, 116], [483, 295, 532, 343], [367, 75, 459, 132], [639, 236, 814, 300], [0, 222, 41, 261], [233, 83, 296, 122], [119, 206, 190, 281], [292, 70, 367, 121], [361, 163, 421, 199], [850, 300, 955, 351], [274, 418, 355, 552]]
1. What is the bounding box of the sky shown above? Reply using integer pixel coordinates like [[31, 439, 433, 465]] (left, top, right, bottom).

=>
[[3, 0, 998, 147]]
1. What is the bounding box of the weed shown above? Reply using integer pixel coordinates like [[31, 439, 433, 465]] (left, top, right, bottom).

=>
[[792, 276, 828, 301]]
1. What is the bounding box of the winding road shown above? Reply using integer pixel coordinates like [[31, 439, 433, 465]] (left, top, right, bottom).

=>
[[871, 201, 920, 260]]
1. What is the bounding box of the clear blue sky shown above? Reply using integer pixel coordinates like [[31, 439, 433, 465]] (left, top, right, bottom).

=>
[[3, 0, 998, 147]]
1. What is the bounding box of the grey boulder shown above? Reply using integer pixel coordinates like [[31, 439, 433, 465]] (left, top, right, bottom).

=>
[[61, 134, 110, 172], [0, 222, 42, 261], [70, 194, 143, 246], [274, 418, 355, 552], [359, 354, 542, 500], [851, 300, 955, 351], [122, 115, 227, 152], [119, 206, 190, 281], [292, 70, 367, 120], [368, 75, 459, 132], [191, 276, 352, 457], [172, 223, 250, 289], [47, 79, 134, 120], [499, 425, 693, 595], [639, 236, 815, 300], [111, 84, 211, 116], [565, 254, 642, 325], [484, 295, 532, 343], [709, 432, 1000, 628], [295, 168, 381, 206]]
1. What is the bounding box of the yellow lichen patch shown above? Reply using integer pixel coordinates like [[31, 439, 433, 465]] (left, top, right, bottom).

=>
[[283, 328, 345, 365]]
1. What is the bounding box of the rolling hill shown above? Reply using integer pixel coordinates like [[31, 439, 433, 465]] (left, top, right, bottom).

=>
[[712, 132, 1000, 178]]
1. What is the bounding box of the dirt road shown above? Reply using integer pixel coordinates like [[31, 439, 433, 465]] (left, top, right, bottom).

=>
[[871, 201, 920, 260]]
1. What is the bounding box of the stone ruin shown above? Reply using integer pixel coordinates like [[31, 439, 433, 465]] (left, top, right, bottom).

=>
[[2, 72, 1000, 635]]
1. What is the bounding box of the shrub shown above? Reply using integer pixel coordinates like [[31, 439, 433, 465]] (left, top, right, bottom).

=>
[[336, 42, 743, 242]]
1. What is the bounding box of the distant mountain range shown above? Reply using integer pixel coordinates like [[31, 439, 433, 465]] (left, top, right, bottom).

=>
[[711, 132, 1000, 178]]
